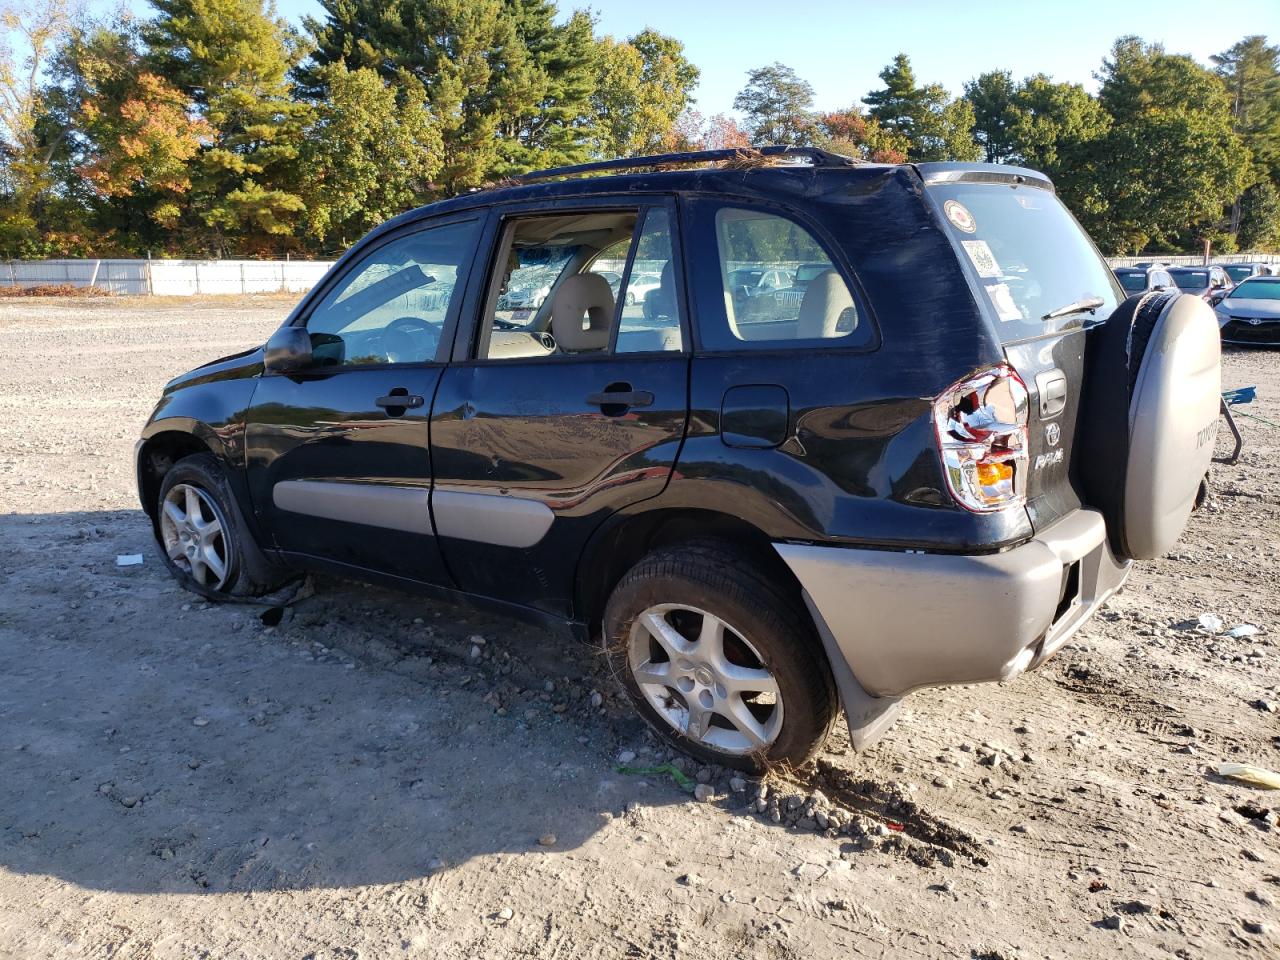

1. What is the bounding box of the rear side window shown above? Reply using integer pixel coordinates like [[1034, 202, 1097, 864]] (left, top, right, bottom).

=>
[[708, 208, 860, 348]]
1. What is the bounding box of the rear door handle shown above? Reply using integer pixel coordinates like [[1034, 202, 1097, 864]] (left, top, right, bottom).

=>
[[586, 390, 654, 409], [376, 392, 424, 410]]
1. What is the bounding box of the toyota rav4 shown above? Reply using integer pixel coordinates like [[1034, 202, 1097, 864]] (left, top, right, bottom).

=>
[[136, 147, 1222, 772]]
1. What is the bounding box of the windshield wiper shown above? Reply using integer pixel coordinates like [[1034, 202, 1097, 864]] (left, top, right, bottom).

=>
[[1041, 296, 1105, 321]]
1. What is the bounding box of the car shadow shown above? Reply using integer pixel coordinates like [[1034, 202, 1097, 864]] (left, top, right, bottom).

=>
[[0, 509, 691, 895]]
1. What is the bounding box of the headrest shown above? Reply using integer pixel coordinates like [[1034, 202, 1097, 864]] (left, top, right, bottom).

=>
[[797, 269, 856, 339], [552, 273, 614, 351]]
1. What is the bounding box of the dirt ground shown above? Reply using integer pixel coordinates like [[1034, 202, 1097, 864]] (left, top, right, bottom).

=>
[[0, 295, 1277, 960]]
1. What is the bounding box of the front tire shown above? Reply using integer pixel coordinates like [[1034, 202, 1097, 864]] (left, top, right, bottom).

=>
[[603, 542, 837, 773], [155, 453, 288, 599]]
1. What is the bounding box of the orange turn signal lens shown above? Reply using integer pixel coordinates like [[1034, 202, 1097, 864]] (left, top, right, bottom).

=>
[[975, 461, 1013, 487]]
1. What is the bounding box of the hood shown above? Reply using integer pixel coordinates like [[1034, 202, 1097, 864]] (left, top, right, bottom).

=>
[[1218, 299, 1280, 319], [164, 345, 265, 393]]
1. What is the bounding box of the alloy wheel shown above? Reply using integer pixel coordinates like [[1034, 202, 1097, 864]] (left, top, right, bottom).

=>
[[627, 603, 783, 755], [159, 483, 232, 590]]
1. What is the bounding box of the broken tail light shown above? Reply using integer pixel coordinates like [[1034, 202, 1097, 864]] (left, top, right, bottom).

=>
[[933, 365, 1029, 513]]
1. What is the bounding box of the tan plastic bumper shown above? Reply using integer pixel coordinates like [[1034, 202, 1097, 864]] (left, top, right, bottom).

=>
[[775, 508, 1130, 699]]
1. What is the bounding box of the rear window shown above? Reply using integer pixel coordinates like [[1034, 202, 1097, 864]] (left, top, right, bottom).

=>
[[1171, 270, 1208, 290], [1225, 265, 1255, 282], [1116, 271, 1147, 293], [928, 182, 1120, 341]]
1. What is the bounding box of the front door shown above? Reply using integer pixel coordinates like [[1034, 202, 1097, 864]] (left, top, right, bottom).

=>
[[244, 216, 481, 584], [430, 200, 690, 616]]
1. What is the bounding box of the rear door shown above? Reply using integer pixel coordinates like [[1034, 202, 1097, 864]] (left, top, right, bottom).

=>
[[429, 197, 690, 617], [923, 177, 1122, 532], [243, 216, 480, 583]]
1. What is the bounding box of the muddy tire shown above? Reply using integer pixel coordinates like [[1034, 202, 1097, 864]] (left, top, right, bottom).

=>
[[155, 453, 289, 600], [1079, 291, 1221, 560], [603, 542, 837, 773]]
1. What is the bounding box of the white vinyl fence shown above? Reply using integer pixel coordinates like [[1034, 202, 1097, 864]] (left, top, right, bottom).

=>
[[0, 258, 335, 296], [1108, 254, 1280, 268]]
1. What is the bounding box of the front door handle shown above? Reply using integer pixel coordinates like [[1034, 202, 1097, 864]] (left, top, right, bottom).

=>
[[376, 391, 424, 414], [586, 389, 654, 409]]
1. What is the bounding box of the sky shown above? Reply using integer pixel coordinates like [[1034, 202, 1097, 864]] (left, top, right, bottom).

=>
[[96, 0, 1279, 114]]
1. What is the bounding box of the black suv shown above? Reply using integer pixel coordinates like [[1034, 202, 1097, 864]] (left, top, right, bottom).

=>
[[136, 147, 1222, 771]]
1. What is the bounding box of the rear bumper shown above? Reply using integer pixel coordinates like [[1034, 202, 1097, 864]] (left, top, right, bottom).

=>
[[775, 508, 1130, 699]]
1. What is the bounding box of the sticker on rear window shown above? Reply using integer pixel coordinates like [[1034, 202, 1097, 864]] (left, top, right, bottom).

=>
[[944, 200, 976, 233], [962, 240, 1002, 278], [984, 282, 1024, 322]]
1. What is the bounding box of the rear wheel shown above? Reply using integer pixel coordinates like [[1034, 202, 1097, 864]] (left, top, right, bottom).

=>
[[155, 453, 290, 599], [603, 542, 837, 772]]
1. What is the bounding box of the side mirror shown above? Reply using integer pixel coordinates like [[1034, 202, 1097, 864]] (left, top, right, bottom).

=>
[[264, 326, 313, 374], [1209, 294, 1225, 306]]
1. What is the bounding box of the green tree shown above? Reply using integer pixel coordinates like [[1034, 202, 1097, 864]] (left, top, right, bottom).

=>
[[1238, 179, 1280, 250], [732, 62, 816, 147], [144, 0, 310, 253], [592, 29, 698, 157], [1213, 36, 1280, 185], [298, 63, 442, 246], [301, 0, 609, 190], [491, 1, 597, 173], [1089, 37, 1250, 253], [964, 70, 1018, 162], [46, 17, 211, 249], [0, 0, 72, 255], [865, 53, 979, 161]]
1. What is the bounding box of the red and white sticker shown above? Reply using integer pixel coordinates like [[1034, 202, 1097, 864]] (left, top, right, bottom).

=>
[[944, 200, 977, 233]]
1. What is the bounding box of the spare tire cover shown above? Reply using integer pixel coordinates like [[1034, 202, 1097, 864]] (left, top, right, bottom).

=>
[[1078, 291, 1221, 560]]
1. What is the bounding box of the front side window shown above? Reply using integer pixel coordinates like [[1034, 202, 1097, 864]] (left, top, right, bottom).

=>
[[305, 219, 477, 366], [710, 208, 859, 346]]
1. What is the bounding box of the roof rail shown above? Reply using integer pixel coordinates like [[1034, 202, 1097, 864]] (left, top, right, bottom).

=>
[[507, 145, 863, 186]]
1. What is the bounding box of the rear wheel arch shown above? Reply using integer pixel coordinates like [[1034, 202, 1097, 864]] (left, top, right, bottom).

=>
[[574, 507, 808, 634]]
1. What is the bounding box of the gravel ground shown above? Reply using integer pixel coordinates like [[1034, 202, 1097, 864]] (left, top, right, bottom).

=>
[[0, 295, 1278, 960]]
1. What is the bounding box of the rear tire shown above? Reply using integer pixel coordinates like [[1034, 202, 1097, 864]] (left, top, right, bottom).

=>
[[155, 453, 290, 600], [603, 542, 837, 773]]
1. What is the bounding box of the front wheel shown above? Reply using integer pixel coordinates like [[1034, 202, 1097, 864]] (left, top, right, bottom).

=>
[[603, 542, 837, 772], [155, 453, 289, 599]]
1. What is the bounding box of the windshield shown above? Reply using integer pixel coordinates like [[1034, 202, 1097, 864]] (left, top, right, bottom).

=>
[[1229, 279, 1280, 300], [1116, 272, 1147, 293], [1171, 271, 1209, 290], [1225, 265, 1255, 282], [928, 181, 1120, 342], [795, 264, 828, 283]]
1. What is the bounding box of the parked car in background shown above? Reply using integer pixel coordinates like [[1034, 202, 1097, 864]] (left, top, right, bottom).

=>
[[1113, 264, 1174, 294], [1223, 263, 1273, 284], [135, 147, 1221, 772], [726, 267, 791, 306], [1168, 265, 1234, 304], [1214, 275, 1280, 346], [627, 271, 661, 305]]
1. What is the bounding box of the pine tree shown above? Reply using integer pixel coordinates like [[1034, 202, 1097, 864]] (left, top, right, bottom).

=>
[[144, 0, 310, 253], [865, 54, 979, 162]]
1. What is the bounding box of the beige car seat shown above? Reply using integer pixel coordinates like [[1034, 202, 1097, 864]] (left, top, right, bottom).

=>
[[552, 273, 615, 352], [797, 269, 856, 339]]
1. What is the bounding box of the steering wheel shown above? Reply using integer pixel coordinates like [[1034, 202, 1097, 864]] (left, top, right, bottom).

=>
[[381, 316, 440, 363]]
